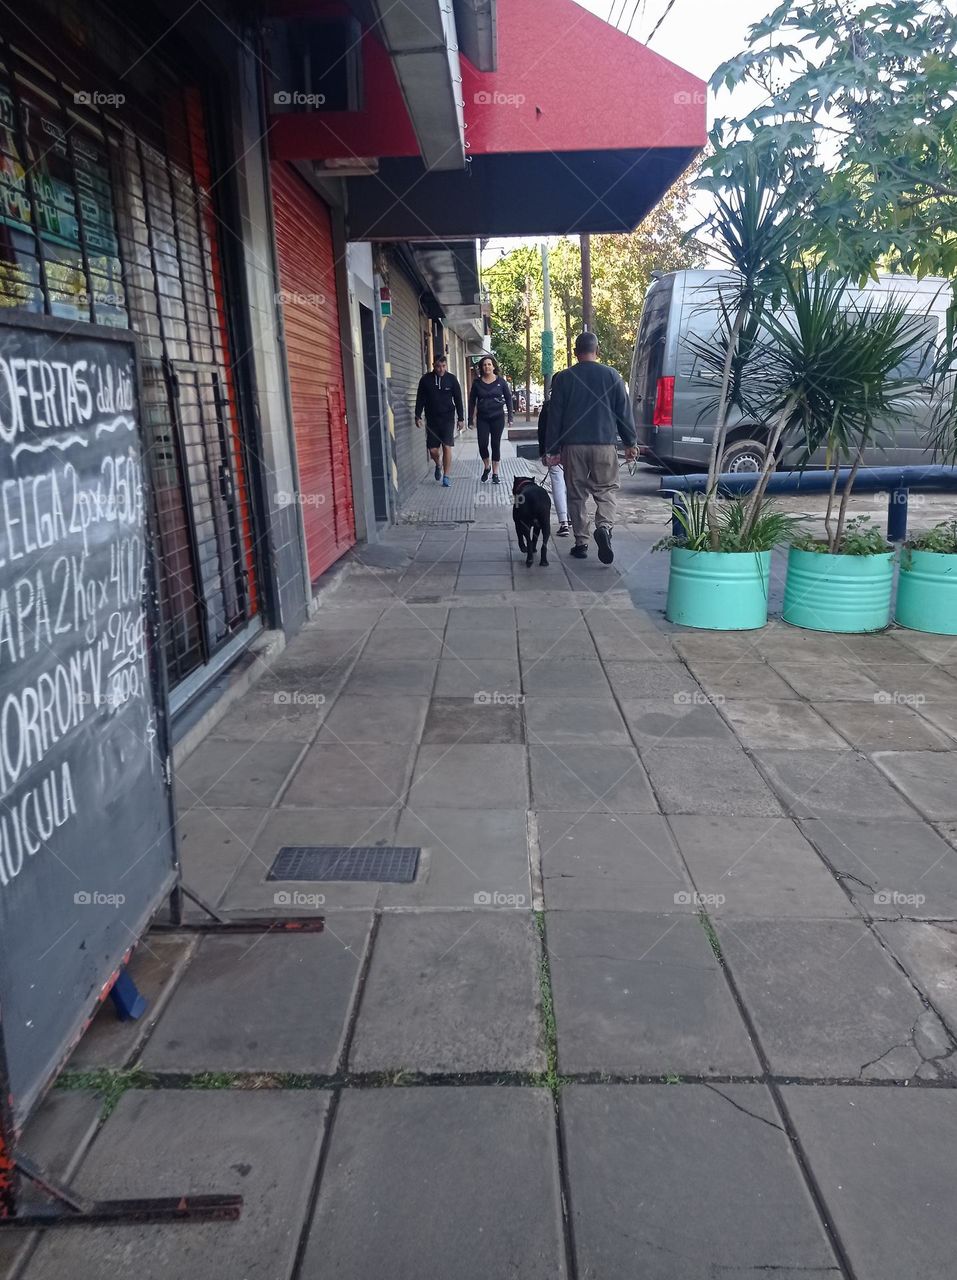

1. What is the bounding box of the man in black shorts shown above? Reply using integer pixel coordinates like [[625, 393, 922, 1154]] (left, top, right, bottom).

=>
[[415, 356, 465, 487]]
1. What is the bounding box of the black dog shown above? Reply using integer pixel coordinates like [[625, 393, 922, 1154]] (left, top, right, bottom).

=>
[[513, 476, 551, 567]]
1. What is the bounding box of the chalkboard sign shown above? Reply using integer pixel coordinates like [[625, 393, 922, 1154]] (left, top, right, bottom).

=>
[[0, 316, 177, 1128]]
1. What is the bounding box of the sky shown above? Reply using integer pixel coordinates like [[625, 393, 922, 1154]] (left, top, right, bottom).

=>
[[482, 0, 772, 260]]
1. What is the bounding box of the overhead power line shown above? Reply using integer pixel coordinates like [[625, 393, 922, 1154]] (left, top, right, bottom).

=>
[[645, 0, 679, 45]]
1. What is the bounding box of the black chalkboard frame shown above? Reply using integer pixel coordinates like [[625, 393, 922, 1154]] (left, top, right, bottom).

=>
[[0, 312, 180, 1147]]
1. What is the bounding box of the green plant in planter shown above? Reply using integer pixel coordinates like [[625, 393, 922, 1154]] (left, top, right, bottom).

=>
[[793, 516, 892, 557], [656, 491, 802, 553], [904, 521, 957, 556]]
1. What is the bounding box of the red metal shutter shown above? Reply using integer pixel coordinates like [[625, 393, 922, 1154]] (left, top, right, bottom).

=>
[[272, 163, 355, 581]]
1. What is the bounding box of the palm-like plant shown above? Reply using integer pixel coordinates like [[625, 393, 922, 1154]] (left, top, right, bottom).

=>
[[692, 142, 819, 547], [751, 273, 931, 552]]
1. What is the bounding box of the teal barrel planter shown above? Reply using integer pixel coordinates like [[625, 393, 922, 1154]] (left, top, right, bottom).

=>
[[783, 546, 894, 632], [896, 549, 957, 635], [666, 548, 771, 630]]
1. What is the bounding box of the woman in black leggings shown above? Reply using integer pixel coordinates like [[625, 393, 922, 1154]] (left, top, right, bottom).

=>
[[468, 356, 513, 484]]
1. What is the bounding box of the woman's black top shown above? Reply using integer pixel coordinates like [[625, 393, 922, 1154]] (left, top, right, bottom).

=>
[[468, 376, 514, 424]]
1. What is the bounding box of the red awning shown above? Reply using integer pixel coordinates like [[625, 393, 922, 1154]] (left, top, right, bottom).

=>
[[270, 0, 707, 237]]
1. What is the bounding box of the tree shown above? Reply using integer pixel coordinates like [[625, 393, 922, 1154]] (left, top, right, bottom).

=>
[[482, 247, 542, 387], [712, 0, 957, 280], [591, 175, 706, 375]]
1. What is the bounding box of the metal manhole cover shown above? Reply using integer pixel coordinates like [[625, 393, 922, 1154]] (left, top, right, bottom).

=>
[[267, 846, 420, 883]]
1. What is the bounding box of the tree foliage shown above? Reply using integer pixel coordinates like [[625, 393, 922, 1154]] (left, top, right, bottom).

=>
[[711, 0, 957, 280]]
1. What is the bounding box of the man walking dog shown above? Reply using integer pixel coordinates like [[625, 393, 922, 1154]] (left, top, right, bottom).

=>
[[544, 332, 637, 563], [415, 355, 464, 487]]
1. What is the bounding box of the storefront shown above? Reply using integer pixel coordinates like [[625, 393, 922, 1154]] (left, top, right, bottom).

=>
[[0, 10, 260, 698], [271, 162, 355, 582]]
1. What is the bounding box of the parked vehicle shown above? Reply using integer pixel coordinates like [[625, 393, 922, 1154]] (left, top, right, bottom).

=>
[[630, 269, 950, 473]]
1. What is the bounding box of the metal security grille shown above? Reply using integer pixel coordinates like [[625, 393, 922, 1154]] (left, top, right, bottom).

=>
[[268, 846, 421, 884], [0, 34, 257, 687]]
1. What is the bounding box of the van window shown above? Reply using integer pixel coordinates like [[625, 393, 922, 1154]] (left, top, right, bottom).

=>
[[631, 277, 673, 424], [890, 315, 938, 380]]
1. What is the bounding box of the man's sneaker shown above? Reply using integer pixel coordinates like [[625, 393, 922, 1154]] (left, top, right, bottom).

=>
[[570, 543, 588, 559], [434, 463, 442, 481], [441, 475, 451, 487], [595, 525, 614, 564], [557, 522, 570, 537]]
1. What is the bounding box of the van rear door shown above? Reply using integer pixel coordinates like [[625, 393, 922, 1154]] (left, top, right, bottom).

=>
[[631, 276, 674, 451]]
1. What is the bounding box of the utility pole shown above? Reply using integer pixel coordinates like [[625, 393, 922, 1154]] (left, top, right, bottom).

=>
[[564, 291, 573, 367], [540, 242, 554, 400], [580, 233, 594, 333], [524, 275, 532, 422]]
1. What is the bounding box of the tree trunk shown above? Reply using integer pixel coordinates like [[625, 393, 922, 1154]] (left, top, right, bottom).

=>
[[704, 299, 750, 551], [833, 442, 865, 552], [823, 453, 841, 551], [739, 394, 799, 543]]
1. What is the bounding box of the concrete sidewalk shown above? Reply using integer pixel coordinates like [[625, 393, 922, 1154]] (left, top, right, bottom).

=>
[[8, 452, 957, 1280]]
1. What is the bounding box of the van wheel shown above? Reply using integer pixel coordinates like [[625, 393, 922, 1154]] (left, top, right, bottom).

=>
[[722, 439, 767, 474]]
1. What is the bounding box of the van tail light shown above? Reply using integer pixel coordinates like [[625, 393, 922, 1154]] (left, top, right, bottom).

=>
[[652, 376, 674, 427]]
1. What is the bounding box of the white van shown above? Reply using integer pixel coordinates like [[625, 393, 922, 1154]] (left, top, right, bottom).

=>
[[630, 269, 950, 472]]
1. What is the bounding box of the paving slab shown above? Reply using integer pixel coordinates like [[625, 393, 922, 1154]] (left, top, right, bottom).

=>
[[669, 816, 856, 919], [283, 742, 412, 808], [641, 744, 783, 817], [800, 818, 957, 919], [361, 626, 443, 659], [721, 700, 848, 750], [221, 807, 397, 911], [620, 697, 735, 748], [563, 1084, 839, 1280], [23, 1090, 328, 1280], [176, 805, 268, 907], [455, 575, 514, 593], [341, 656, 437, 695], [519, 628, 599, 661], [300, 1087, 564, 1280], [317, 693, 429, 744], [688, 661, 802, 701], [537, 812, 691, 910], [604, 659, 703, 701], [70, 934, 195, 1068], [432, 657, 521, 697], [0, 1090, 102, 1277], [916, 700, 957, 741], [863, 661, 957, 704], [813, 698, 951, 750], [409, 743, 528, 808], [523, 695, 629, 745], [781, 1085, 957, 1280], [765, 660, 881, 701], [350, 912, 542, 1072], [271, 628, 369, 666], [717, 919, 956, 1079], [142, 918, 371, 1072], [373, 603, 449, 629], [208, 688, 329, 742], [875, 920, 957, 1033], [529, 744, 658, 812], [872, 750, 957, 820], [446, 605, 516, 630], [754, 749, 916, 819], [590, 628, 678, 660], [521, 656, 612, 697], [422, 696, 524, 743], [383, 806, 529, 908], [175, 739, 302, 810], [546, 911, 759, 1075], [441, 627, 517, 659]]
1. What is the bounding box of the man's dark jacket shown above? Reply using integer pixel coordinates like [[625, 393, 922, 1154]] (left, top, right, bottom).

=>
[[415, 371, 464, 423], [544, 361, 636, 452]]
